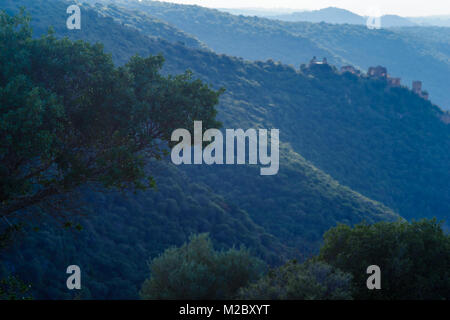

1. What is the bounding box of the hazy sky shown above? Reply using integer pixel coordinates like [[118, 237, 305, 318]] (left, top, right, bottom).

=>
[[159, 0, 450, 17]]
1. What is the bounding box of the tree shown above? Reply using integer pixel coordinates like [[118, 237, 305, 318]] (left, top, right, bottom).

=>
[[140, 234, 265, 299], [0, 275, 31, 300], [239, 260, 353, 300], [0, 10, 222, 219], [319, 219, 450, 299]]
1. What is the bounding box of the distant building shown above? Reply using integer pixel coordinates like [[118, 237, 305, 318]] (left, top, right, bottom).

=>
[[412, 81, 429, 100], [368, 66, 388, 78], [341, 65, 360, 75], [387, 77, 401, 87], [413, 81, 422, 94], [412, 81, 422, 94], [309, 56, 328, 66]]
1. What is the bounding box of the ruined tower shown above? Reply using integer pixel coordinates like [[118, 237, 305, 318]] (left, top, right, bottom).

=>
[[368, 66, 388, 78], [412, 81, 422, 94]]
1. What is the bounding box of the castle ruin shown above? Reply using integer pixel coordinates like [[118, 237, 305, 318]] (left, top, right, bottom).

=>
[[412, 81, 429, 100], [308, 59, 429, 101], [368, 66, 387, 78], [309, 56, 328, 66], [341, 65, 360, 75]]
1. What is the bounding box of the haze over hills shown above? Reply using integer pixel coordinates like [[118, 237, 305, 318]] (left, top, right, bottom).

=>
[[1, 0, 450, 299], [266, 7, 418, 27], [410, 15, 450, 27], [270, 7, 366, 25], [218, 7, 295, 17], [219, 6, 445, 28]]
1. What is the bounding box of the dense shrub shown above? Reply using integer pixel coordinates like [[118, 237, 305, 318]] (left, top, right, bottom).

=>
[[140, 234, 265, 300], [319, 219, 450, 300], [239, 261, 353, 300]]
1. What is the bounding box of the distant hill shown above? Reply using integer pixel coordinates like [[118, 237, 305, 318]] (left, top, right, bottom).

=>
[[381, 15, 417, 27], [272, 7, 366, 25], [218, 7, 294, 17], [20, 0, 450, 225], [240, 7, 418, 28], [84, 0, 344, 66], [409, 15, 450, 27], [95, 3, 209, 50], [106, 1, 450, 110], [216, 7, 450, 28]]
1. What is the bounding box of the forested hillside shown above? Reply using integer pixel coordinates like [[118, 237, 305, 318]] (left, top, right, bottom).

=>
[[96, 0, 343, 66], [2, 0, 450, 300], [93, 2, 209, 50], [104, 0, 450, 110], [0, 0, 405, 299], [73, 0, 450, 224], [2, 160, 289, 299], [270, 7, 417, 27]]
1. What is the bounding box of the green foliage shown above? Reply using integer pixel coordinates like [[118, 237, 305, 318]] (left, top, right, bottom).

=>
[[101, 0, 450, 225], [94, 3, 209, 50], [95, 0, 450, 110], [1, 1, 448, 300], [97, 0, 336, 66], [0, 2, 401, 299], [1, 159, 284, 299], [0, 9, 221, 218], [184, 149, 398, 252], [140, 234, 266, 300], [319, 219, 450, 300], [48, 0, 450, 226], [239, 260, 353, 300], [0, 275, 32, 300], [4, 1, 450, 230]]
